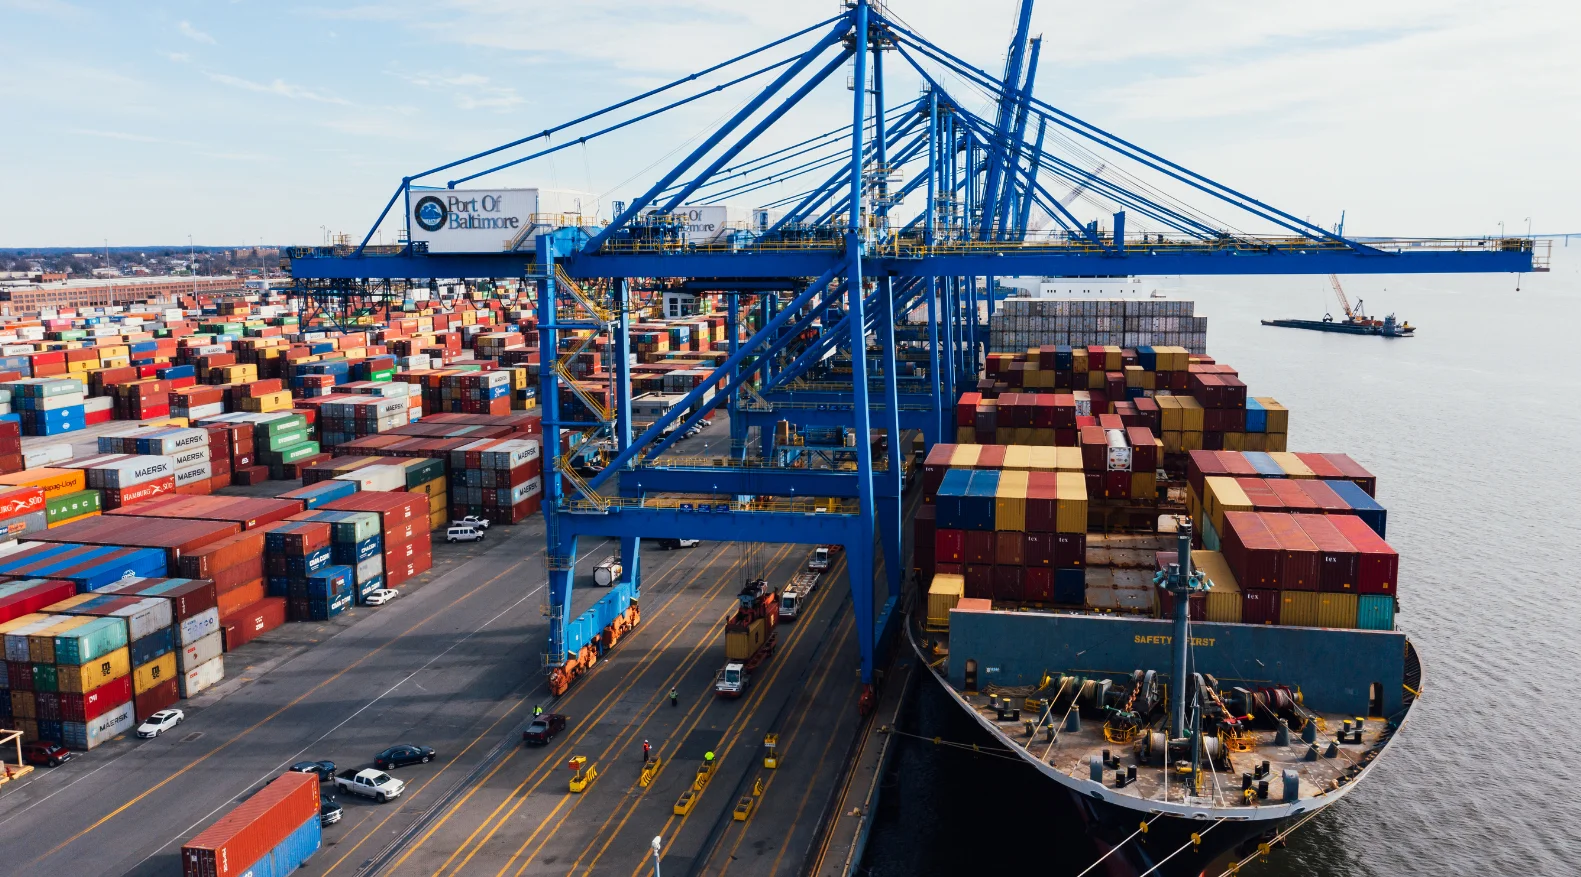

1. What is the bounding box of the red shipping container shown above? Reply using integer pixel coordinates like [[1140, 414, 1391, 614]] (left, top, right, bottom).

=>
[[1242, 588, 1280, 624], [935, 529, 965, 564], [182, 771, 320, 877], [58, 674, 133, 723], [913, 504, 936, 561], [1025, 488, 1058, 532], [1293, 513, 1359, 593], [1079, 425, 1107, 471], [1222, 512, 1281, 589], [1329, 515, 1398, 595], [963, 563, 992, 599], [1023, 566, 1053, 602], [1023, 532, 1053, 567], [1055, 532, 1086, 569], [1268, 479, 1320, 513], [935, 562, 963, 577], [134, 677, 181, 721], [1126, 427, 1158, 472], [976, 445, 1007, 471], [384, 539, 433, 588], [964, 530, 995, 564], [179, 530, 268, 579], [1102, 470, 1130, 499], [1323, 453, 1377, 496], [994, 531, 1024, 566], [1262, 512, 1321, 591], [217, 580, 266, 616], [0, 485, 46, 519], [1294, 452, 1345, 481], [992, 565, 1023, 602], [102, 577, 217, 621], [0, 579, 78, 624], [220, 597, 288, 651], [1295, 479, 1350, 514]]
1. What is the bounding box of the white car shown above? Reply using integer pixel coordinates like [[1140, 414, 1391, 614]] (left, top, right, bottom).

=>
[[364, 588, 399, 606], [458, 515, 491, 530], [446, 525, 485, 543], [136, 708, 185, 738]]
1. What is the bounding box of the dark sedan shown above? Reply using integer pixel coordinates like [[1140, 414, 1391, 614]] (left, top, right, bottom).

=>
[[374, 744, 436, 769], [290, 760, 337, 781]]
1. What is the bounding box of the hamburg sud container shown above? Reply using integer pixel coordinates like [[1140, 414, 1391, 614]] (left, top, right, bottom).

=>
[[183, 770, 321, 877]]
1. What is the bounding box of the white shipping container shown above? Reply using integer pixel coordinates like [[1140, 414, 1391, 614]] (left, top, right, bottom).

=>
[[90, 456, 175, 489], [171, 447, 211, 468], [335, 464, 406, 492], [3, 511, 48, 539], [1106, 429, 1133, 471], [22, 443, 73, 468], [484, 439, 540, 468], [82, 396, 114, 414], [37, 392, 86, 411], [178, 606, 220, 646], [356, 555, 384, 584], [64, 699, 135, 751], [178, 655, 225, 698], [510, 477, 543, 504], [109, 597, 173, 642], [181, 402, 224, 420], [176, 630, 223, 671], [174, 464, 212, 487]]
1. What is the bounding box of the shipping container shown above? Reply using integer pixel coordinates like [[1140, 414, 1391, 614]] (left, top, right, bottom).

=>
[[926, 574, 964, 630], [182, 771, 320, 877], [1278, 591, 1358, 629]]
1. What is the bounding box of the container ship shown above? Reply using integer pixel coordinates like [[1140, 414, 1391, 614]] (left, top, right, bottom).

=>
[[908, 298, 1415, 875]]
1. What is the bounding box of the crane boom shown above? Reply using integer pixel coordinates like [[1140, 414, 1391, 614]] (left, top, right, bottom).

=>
[[1329, 274, 1358, 322]]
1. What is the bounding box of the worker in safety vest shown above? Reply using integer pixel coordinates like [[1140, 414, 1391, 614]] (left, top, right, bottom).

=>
[[534, 704, 543, 717], [643, 740, 652, 763], [670, 687, 679, 707]]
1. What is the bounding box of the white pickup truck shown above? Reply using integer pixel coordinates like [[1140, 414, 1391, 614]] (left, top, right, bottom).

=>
[[334, 768, 405, 803]]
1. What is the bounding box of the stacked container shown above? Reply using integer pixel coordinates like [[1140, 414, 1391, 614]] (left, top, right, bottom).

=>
[[182, 771, 321, 877], [447, 438, 542, 524], [178, 529, 268, 621], [12, 377, 87, 436], [320, 493, 433, 589]]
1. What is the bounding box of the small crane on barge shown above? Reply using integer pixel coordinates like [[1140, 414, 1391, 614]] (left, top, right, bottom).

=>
[[1263, 274, 1415, 337]]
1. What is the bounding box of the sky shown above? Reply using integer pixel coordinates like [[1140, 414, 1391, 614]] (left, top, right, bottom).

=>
[[2, 0, 1577, 247]]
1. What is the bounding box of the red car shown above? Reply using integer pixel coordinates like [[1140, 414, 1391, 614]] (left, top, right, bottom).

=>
[[23, 742, 71, 767], [523, 713, 567, 746]]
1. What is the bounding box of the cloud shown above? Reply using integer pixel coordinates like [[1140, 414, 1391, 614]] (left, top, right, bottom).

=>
[[67, 128, 199, 147], [207, 72, 352, 105], [388, 69, 524, 112], [177, 20, 216, 44]]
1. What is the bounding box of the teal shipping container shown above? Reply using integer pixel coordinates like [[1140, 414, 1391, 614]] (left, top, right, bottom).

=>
[[53, 615, 130, 665], [1357, 594, 1396, 630]]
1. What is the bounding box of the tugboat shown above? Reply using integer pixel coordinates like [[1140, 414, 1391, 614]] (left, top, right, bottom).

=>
[[1263, 275, 1414, 337]]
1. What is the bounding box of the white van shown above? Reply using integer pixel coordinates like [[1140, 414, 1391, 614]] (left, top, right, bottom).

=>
[[446, 524, 485, 543]]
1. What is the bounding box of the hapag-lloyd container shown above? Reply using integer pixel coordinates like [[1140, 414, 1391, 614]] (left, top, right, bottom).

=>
[[178, 655, 225, 697], [62, 698, 134, 750], [178, 631, 224, 671], [182, 770, 320, 877]]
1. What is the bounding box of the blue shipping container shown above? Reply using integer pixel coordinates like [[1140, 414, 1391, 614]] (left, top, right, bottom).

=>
[[1053, 568, 1086, 604], [331, 534, 382, 565], [1245, 398, 1267, 433], [1356, 594, 1395, 630], [1242, 451, 1285, 479], [934, 469, 971, 531], [960, 470, 999, 532], [1323, 480, 1387, 539], [129, 627, 175, 666], [356, 574, 385, 601], [235, 814, 322, 877]]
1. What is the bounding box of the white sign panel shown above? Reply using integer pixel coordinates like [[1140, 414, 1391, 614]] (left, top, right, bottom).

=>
[[409, 188, 597, 254]]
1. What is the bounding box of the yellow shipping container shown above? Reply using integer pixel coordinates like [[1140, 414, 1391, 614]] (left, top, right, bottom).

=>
[[956, 426, 974, 443], [994, 427, 1013, 445], [926, 574, 966, 630], [950, 444, 982, 469], [1124, 365, 1145, 388], [1002, 445, 1033, 471], [1055, 447, 1084, 471], [1265, 432, 1288, 452], [1162, 430, 1183, 454], [58, 646, 132, 694], [1268, 451, 1315, 479], [0, 467, 85, 499], [133, 651, 177, 695], [995, 470, 1028, 532], [1203, 476, 1253, 535], [1278, 592, 1357, 629], [1192, 550, 1243, 623], [1156, 395, 1181, 432], [240, 390, 293, 412], [1223, 432, 1245, 451], [1028, 446, 1060, 472], [1244, 433, 1266, 452], [1103, 346, 1122, 370], [1130, 471, 1157, 500], [1055, 471, 1087, 534], [1072, 348, 1088, 372], [1087, 370, 1106, 390], [1253, 397, 1289, 433], [428, 508, 449, 531], [1177, 397, 1205, 431]]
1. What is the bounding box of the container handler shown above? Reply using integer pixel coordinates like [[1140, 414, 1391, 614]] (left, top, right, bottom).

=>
[[807, 546, 832, 573], [715, 579, 779, 698]]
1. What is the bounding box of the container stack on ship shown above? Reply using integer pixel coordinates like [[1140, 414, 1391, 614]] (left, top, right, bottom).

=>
[[911, 297, 1418, 874]]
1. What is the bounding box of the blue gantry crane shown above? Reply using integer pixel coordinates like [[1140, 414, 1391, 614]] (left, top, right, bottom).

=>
[[288, 0, 1540, 705]]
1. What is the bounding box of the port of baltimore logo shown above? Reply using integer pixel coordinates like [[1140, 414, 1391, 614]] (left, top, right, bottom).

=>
[[414, 196, 448, 233]]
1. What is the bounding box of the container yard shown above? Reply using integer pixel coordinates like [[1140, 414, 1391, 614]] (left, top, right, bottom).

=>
[[0, 1, 1561, 877]]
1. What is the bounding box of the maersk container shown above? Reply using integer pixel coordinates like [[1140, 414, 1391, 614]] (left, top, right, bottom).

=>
[[1356, 594, 1396, 630], [88, 456, 177, 489], [178, 656, 225, 698], [62, 698, 134, 750]]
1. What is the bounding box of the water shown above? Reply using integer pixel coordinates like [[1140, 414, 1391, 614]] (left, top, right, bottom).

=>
[[864, 244, 1581, 876]]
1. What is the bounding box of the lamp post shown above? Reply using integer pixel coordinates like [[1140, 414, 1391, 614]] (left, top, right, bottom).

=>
[[650, 836, 663, 877]]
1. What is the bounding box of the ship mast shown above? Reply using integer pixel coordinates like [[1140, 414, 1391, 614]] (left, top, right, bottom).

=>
[[1165, 521, 1196, 739]]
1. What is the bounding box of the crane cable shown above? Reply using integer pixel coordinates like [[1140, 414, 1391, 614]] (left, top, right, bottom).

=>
[[1073, 813, 1166, 877]]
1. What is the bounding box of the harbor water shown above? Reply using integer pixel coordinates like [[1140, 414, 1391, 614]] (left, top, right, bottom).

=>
[[865, 242, 1581, 875]]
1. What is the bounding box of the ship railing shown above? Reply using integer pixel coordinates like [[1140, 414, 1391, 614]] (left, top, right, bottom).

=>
[[561, 494, 861, 515]]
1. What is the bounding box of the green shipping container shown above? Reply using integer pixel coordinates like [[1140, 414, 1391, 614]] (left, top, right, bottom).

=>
[[53, 616, 130, 665], [31, 662, 58, 692], [261, 429, 310, 452], [1356, 594, 1396, 630], [268, 441, 323, 465], [46, 489, 103, 525], [403, 458, 446, 489], [257, 414, 308, 437]]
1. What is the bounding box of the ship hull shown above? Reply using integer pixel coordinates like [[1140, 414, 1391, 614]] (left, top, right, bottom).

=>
[[1261, 318, 1412, 336]]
